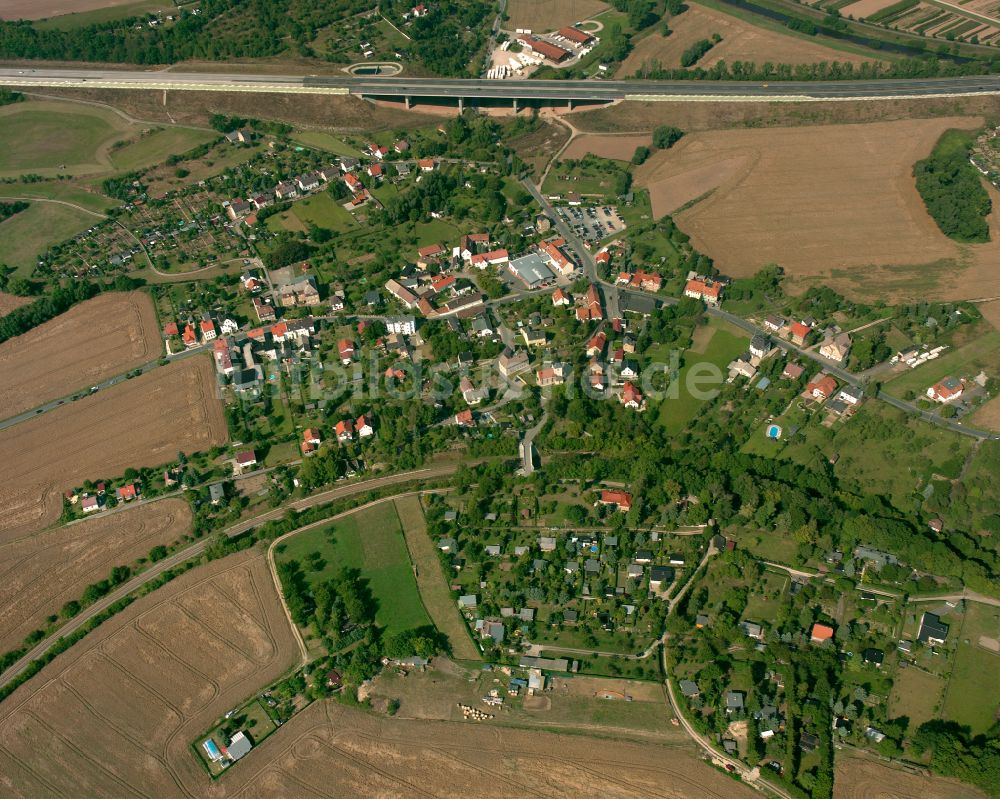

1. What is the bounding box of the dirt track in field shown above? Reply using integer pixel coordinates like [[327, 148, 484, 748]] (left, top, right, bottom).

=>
[[833, 750, 989, 799], [0, 291, 160, 418], [0, 292, 30, 317], [618, 4, 875, 77], [0, 498, 191, 654], [635, 116, 1000, 302], [0, 356, 226, 542]]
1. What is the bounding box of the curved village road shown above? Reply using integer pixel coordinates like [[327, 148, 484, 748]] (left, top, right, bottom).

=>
[[520, 180, 1000, 443], [0, 465, 458, 691]]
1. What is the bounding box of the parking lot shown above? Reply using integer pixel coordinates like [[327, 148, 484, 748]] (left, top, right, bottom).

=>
[[557, 205, 625, 244]]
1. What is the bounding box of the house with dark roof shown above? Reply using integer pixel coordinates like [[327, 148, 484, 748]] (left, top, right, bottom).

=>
[[917, 612, 949, 645]]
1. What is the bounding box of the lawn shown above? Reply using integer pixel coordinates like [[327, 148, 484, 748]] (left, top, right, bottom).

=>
[[776, 402, 972, 513], [888, 666, 945, 729], [291, 131, 365, 157], [109, 127, 216, 172], [541, 160, 627, 198], [0, 102, 126, 175], [885, 327, 1000, 399], [0, 181, 117, 213], [563, 651, 663, 681], [0, 202, 100, 276], [742, 570, 789, 622], [276, 502, 431, 636], [941, 602, 1000, 734], [657, 318, 749, 434]]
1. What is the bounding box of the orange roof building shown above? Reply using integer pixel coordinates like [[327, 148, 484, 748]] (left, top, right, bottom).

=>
[[810, 623, 835, 643]]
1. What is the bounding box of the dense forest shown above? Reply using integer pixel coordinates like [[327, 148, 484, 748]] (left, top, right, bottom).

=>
[[914, 129, 993, 242]]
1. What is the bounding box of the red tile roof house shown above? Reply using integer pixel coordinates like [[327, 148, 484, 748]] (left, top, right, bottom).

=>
[[586, 331, 607, 357], [81, 495, 101, 513], [356, 414, 374, 438], [621, 381, 644, 410], [576, 284, 603, 322], [367, 163, 383, 179], [344, 173, 363, 193], [116, 482, 140, 502], [234, 450, 257, 472], [683, 278, 723, 305], [552, 288, 571, 307], [338, 339, 355, 365], [199, 319, 216, 341], [517, 34, 571, 63], [805, 374, 837, 401], [418, 158, 436, 172], [335, 418, 355, 442], [182, 323, 198, 348], [927, 376, 965, 403], [595, 250, 611, 268], [558, 25, 595, 45], [789, 321, 812, 346], [368, 143, 389, 160], [418, 243, 445, 259], [455, 408, 475, 427], [810, 623, 835, 643], [598, 489, 633, 512], [163, 321, 179, 338]]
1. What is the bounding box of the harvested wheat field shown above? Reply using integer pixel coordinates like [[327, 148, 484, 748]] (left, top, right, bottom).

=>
[[834, 751, 988, 799], [0, 498, 191, 654], [0, 0, 155, 20], [0, 291, 159, 419], [506, 0, 609, 32], [0, 356, 226, 542], [618, 4, 876, 77], [562, 133, 652, 162], [0, 547, 761, 799], [0, 292, 30, 317], [0, 552, 299, 799], [636, 116, 1000, 302]]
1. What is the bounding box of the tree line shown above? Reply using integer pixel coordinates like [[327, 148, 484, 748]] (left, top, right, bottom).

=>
[[913, 129, 992, 243]]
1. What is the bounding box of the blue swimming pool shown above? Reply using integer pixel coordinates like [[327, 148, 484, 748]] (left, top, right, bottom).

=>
[[766, 424, 782, 439]]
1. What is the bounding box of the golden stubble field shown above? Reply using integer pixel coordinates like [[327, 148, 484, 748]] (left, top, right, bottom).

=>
[[634, 116, 1000, 302], [0, 291, 160, 419], [834, 750, 989, 799], [0, 356, 226, 542], [0, 542, 762, 799], [0, 552, 298, 799], [0, 498, 191, 654], [0, 0, 151, 20], [619, 4, 875, 77], [505, 0, 609, 32]]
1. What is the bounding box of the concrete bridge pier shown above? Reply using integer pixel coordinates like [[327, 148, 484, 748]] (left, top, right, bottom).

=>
[[458, 96, 464, 112], [405, 95, 412, 109], [513, 98, 518, 113]]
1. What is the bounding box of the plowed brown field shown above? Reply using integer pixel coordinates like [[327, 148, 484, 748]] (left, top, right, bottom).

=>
[[834, 751, 988, 799], [0, 356, 226, 542], [0, 0, 154, 20], [618, 4, 875, 77], [0, 292, 30, 317], [0, 552, 298, 799], [561, 133, 652, 161], [0, 546, 760, 799], [636, 117, 1000, 302], [0, 498, 191, 653], [0, 291, 160, 419]]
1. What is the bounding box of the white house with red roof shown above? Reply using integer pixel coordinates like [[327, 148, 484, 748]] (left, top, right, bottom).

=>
[[576, 284, 603, 322], [684, 277, 723, 305], [552, 288, 571, 307], [182, 323, 198, 348], [116, 483, 140, 502], [621, 381, 644, 410], [586, 330, 607, 357], [344, 173, 363, 193], [234, 450, 257, 473], [368, 143, 389, 160], [598, 490, 633, 512], [367, 163, 383, 179], [356, 414, 374, 438], [335, 419, 354, 442], [418, 158, 436, 172], [927, 376, 964, 403], [200, 319, 217, 341], [338, 339, 355, 365]]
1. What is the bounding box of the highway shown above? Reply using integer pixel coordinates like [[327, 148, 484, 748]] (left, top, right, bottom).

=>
[[4, 66, 1000, 101]]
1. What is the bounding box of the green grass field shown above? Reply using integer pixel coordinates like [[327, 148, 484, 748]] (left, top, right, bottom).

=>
[[888, 665, 945, 729], [110, 127, 215, 172], [657, 319, 749, 434], [942, 603, 1000, 734], [291, 131, 364, 157], [0, 181, 117, 213], [0, 103, 126, 175], [276, 502, 431, 636], [885, 328, 1000, 399], [0, 202, 101, 276]]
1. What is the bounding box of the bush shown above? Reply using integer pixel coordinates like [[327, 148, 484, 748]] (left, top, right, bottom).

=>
[[631, 145, 651, 165]]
